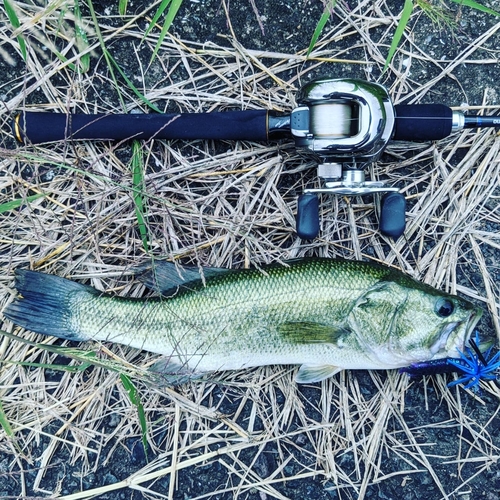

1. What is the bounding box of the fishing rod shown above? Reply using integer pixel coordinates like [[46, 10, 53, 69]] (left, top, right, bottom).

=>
[[13, 78, 500, 239]]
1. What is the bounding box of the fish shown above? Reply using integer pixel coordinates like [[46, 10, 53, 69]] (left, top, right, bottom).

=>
[[2, 258, 482, 384]]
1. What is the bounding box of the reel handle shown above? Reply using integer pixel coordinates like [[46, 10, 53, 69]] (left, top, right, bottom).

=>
[[296, 191, 406, 240]]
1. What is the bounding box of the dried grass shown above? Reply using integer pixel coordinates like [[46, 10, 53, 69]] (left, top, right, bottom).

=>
[[1, 2, 500, 499]]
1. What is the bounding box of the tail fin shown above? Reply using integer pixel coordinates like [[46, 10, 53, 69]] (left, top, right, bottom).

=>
[[3, 269, 97, 341]]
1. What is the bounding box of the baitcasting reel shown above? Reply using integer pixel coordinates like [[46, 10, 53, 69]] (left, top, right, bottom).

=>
[[13, 78, 500, 239], [288, 77, 497, 239], [290, 78, 402, 239]]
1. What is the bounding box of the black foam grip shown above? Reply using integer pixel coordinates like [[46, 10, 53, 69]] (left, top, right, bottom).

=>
[[13, 110, 270, 144], [380, 192, 406, 240], [296, 193, 320, 239], [393, 104, 453, 141]]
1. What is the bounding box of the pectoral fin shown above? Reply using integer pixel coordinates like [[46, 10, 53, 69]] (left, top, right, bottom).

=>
[[278, 321, 348, 344], [295, 364, 342, 384]]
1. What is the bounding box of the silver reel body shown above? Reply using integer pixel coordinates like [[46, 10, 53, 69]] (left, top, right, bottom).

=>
[[291, 78, 395, 164]]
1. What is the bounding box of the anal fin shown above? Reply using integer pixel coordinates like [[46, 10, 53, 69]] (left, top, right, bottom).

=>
[[148, 357, 204, 386]]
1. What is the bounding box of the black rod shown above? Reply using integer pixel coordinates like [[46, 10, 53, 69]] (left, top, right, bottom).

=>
[[464, 115, 500, 129]]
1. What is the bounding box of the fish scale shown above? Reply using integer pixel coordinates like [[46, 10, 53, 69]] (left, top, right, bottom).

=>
[[3, 258, 481, 383]]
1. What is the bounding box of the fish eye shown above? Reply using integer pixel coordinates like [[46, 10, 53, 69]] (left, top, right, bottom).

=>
[[435, 298, 454, 317]]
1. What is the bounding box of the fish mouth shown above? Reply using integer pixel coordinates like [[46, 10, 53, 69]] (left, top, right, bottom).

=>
[[431, 310, 482, 358]]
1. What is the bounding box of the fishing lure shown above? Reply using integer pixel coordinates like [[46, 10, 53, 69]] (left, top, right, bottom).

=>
[[447, 331, 500, 390], [401, 331, 500, 391]]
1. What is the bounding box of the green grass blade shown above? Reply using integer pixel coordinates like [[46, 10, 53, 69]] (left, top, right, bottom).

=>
[[0, 329, 150, 456], [87, 0, 160, 112], [0, 399, 22, 454], [307, 0, 338, 57], [48, 49, 77, 71], [106, 52, 162, 112], [119, 0, 127, 16], [144, 0, 172, 37], [383, 0, 414, 72], [0, 399, 14, 440], [157, 0, 183, 41], [146, 0, 183, 62], [73, 0, 90, 73], [88, 0, 163, 110], [131, 141, 150, 253], [86, 0, 126, 110], [120, 373, 149, 460], [8, 360, 93, 372], [449, 0, 500, 16], [0, 329, 161, 383], [4, 0, 27, 61], [0, 193, 46, 214]]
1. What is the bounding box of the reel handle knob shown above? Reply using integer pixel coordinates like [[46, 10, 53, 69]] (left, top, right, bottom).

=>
[[380, 192, 406, 239], [296, 193, 320, 239]]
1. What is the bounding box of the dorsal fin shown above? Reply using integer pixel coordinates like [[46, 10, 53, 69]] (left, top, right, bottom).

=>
[[134, 260, 230, 295]]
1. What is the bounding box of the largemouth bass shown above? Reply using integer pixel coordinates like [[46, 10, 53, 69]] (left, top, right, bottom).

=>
[[3, 258, 481, 383]]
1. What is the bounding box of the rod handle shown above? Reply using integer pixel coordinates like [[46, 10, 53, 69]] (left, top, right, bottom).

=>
[[393, 104, 453, 141], [13, 110, 271, 144]]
